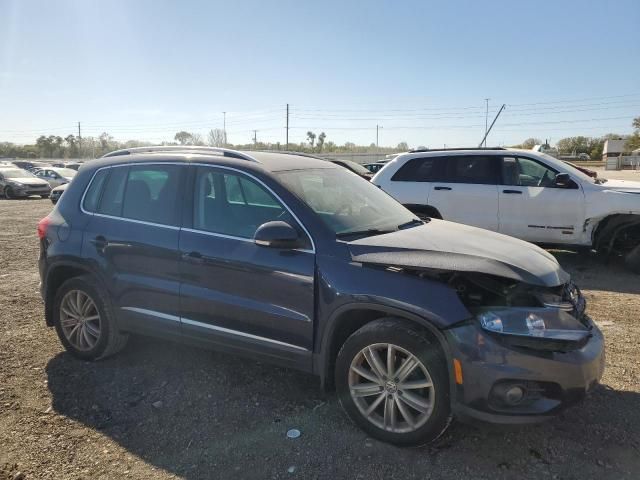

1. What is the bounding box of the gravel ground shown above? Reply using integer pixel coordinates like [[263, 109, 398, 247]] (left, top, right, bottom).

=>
[[0, 198, 638, 480]]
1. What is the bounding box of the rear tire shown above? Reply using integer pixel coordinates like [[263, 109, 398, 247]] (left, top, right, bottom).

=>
[[53, 275, 128, 360], [335, 318, 451, 446], [41, 194, 50, 199], [625, 245, 640, 274]]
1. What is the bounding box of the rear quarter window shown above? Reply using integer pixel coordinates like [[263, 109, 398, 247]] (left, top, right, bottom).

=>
[[82, 169, 109, 212], [391, 157, 440, 182]]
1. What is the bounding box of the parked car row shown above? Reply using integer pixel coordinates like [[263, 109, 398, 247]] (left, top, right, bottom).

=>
[[39, 146, 604, 446], [370, 147, 640, 272]]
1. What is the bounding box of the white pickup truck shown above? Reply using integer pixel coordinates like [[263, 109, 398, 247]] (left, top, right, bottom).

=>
[[372, 148, 640, 271]]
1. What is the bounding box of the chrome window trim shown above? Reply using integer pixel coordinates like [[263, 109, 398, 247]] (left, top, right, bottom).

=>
[[80, 161, 316, 253], [122, 307, 308, 352]]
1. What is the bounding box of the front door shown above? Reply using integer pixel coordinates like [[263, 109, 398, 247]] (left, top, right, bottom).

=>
[[498, 156, 586, 243], [179, 166, 315, 368]]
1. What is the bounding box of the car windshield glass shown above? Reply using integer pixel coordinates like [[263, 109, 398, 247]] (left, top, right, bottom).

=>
[[55, 168, 77, 177], [1, 169, 34, 178], [276, 167, 418, 236]]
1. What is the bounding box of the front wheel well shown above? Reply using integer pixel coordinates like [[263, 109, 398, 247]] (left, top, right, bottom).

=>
[[592, 214, 640, 255], [320, 307, 444, 391], [44, 265, 92, 326]]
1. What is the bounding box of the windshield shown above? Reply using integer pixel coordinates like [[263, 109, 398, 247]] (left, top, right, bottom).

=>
[[341, 160, 371, 175], [54, 168, 77, 178], [1, 169, 35, 179], [276, 167, 418, 236]]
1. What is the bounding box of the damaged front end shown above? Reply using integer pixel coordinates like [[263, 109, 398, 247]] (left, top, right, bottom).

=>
[[395, 267, 592, 352]]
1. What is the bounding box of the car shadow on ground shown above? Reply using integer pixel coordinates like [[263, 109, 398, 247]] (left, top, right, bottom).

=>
[[550, 249, 640, 295], [46, 336, 640, 479]]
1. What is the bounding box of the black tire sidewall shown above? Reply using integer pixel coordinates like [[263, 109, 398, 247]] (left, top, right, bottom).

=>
[[625, 245, 640, 273], [5, 187, 14, 199], [335, 318, 451, 446], [53, 276, 114, 360]]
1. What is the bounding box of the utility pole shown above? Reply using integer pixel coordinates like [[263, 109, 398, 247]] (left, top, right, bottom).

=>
[[479, 104, 506, 148], [483, 98, 490, 147], [376, 124, 382, 149], [285, 104, 289, 150], [253, 130, 257, 146], [77, 121, 82, 159], [222, 112, 227, 146]]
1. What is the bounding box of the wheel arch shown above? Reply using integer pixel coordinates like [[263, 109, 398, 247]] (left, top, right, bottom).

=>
[[44, 261, 96, 326], [315, 303, 453, 391], [592, 213, 640, 254]]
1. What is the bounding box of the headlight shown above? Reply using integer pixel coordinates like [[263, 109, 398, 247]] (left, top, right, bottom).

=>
[[8, 181, 25, 189], [476, 307, 591, 348]]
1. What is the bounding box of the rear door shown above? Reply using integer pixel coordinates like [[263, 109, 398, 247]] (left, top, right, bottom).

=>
[[427, 155, 500, 230], [179, 166, 315, 368], [81, 163, 185, 336], [498, 156, 586, 243]]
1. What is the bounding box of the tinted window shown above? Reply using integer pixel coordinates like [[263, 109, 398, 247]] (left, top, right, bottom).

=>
[[193, 167, 294, 239], [442, 156, 498, 184], [82, 169, 109, 212], [98, 167, 128, 217], [502, 157, 558, 187], [122, 165, 182, 225], [391, 157, 440, 182]]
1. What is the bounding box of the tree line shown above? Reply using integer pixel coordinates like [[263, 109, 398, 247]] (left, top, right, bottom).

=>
[[2, 117, 638, 159]]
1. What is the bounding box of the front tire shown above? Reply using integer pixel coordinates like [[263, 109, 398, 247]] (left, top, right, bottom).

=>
[[5, 187, 15, 199], [335, 318, 451, 446], [625, 244, 640, 274], [41, 194, 50, 199], [53, 275, 128, 360]]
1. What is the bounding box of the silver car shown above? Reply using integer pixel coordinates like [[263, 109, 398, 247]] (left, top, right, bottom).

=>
[[0, 167, 51, 199]]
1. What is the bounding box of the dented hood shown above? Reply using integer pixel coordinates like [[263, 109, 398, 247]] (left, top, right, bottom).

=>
[[348, 219, 569, 287]]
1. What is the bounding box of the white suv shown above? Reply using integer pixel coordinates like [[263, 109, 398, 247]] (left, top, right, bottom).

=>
[[372, 148, 640, 271]]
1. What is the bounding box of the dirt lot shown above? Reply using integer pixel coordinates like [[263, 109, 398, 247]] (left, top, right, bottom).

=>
[[0, 198, 638, 480]]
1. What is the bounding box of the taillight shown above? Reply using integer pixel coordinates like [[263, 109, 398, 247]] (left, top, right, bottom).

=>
[[37, 216, 51, 240]]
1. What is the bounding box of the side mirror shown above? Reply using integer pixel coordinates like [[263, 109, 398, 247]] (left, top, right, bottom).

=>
[[554, 173, 571, 187], [254, 221, 301, 249]]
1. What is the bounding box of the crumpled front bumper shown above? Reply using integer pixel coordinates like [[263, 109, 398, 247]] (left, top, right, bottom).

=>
[[445, 317, 605, 424]]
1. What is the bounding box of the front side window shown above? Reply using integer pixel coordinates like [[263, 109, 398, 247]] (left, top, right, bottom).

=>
[[277, 167, 417, 236], [193, 167, 295, 239], [442, 155, 498, 184], [502, 157, 557, 187]]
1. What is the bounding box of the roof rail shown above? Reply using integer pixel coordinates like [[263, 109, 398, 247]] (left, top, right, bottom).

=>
[[253, 150, 329, 161], [101, 146, 260, 162], [408, 147, 506, 153]]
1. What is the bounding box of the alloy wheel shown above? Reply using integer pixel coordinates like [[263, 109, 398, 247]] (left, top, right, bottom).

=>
[[348, 343, 435, 434], [59, 290, 102, 351]]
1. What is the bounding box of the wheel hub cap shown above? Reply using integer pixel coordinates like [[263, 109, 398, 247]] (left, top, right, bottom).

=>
[[59, 290, 101, 351], [348, 343, 435, 434]]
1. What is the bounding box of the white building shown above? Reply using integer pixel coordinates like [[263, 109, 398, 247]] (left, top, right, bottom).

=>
[[602, 139, 627, 159]]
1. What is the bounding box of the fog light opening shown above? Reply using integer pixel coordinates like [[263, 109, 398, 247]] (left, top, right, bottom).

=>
[[504, 385, 525, 405]]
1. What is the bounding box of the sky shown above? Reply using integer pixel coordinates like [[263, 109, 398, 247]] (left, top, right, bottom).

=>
[[1, 0, 639, 148]]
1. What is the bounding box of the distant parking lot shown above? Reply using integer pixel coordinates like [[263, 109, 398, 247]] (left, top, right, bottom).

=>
[[0, 198, 639, 480]]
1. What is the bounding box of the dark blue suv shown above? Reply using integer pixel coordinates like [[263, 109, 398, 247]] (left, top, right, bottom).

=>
[[38, 146, 604, 445]]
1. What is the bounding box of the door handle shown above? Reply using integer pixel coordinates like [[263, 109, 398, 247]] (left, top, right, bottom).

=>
[[434, 186, 452, 191], [503, 189, 523, 194], [90, 236, 108, 251], [183, 251, 204, 263]]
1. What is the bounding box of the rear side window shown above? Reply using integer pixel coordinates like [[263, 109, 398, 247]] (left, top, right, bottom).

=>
[[441, 155, 498, 185], [121, 165, 182, 226], [391, 157, 440, 182], [98, 167, 128, 217], [82, 169, 109, 212]]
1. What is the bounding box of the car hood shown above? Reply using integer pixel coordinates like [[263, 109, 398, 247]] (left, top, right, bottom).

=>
[[598, 179, 640, 193], [347, 219, 569, 287], [8, 177, 49, 186]]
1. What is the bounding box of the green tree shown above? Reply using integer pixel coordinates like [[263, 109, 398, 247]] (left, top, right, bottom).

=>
[[317, 132, 326, 152], [306, 131, 316, 148], [626, 117, 640, 151], [174, 131, 192, 145]]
